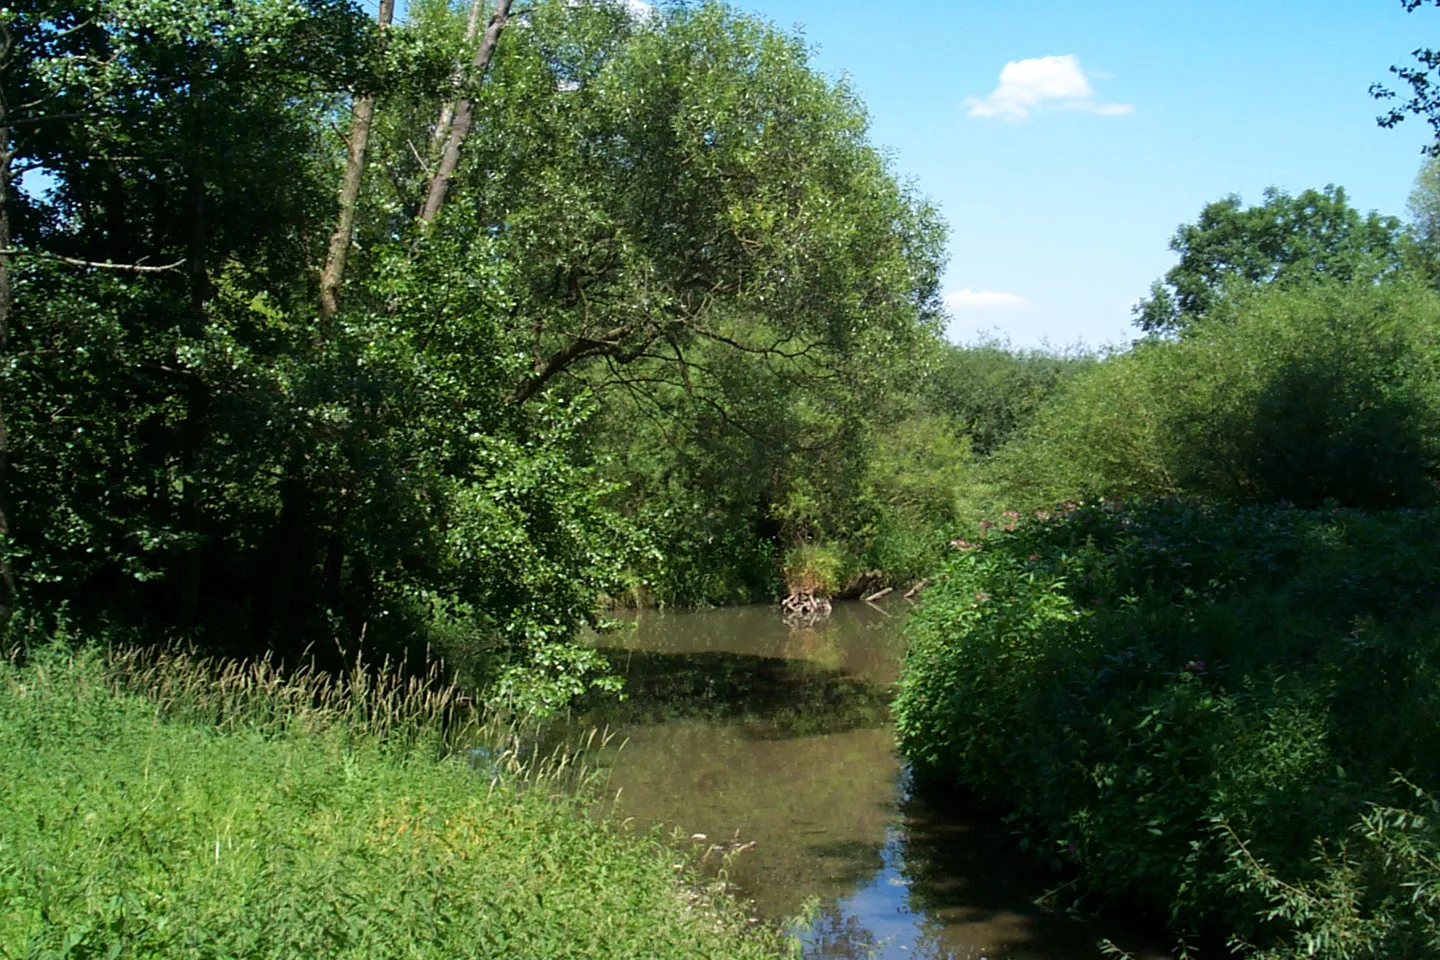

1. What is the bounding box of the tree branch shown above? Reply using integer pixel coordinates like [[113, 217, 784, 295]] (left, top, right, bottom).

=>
[[0, 249, 185, 272], [510, 322, 637, 404], [426, 0, 485, 162]]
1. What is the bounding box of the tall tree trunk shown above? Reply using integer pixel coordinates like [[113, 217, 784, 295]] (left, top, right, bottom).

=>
[[175, 160, 210, 630], [426, 0, 485, 162], [0, 44, 17, 625], [318, 0, 395, 321], [417, 0, 513, 229]]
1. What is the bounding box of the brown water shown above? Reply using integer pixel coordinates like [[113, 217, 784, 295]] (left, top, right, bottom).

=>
[[554, 602, 1170, 960]]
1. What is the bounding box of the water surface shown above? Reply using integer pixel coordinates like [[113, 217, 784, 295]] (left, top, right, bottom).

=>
[[556, 602, 1168, 960]]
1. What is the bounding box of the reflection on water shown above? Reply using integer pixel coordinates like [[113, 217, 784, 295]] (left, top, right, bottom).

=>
[[553, 603, 1167, 960]]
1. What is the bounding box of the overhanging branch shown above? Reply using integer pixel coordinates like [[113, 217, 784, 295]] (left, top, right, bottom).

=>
[[2, 249, 185, 272]]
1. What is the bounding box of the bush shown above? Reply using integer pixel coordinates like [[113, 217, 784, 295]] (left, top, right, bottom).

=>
[[782, 540, 851, 598], [849, 414, 982, 587], [990, 280, 1440, 510], [895, 500, 1440, 947], [923, 339, 1095, 457], [1222, 778, 1440, 959]]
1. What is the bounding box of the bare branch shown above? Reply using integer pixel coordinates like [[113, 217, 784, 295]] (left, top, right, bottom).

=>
[[1, 249, 185, 272], [10, 111, 105, 127]]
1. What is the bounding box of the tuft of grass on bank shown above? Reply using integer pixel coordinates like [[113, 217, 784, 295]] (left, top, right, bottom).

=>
[[0, 642, 788, 960]]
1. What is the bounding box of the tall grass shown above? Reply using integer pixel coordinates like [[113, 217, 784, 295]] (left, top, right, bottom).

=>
[[0, 641, 788, 959]]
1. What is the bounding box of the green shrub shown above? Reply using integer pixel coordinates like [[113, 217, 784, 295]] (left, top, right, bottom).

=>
[[1223, 779, 1440, 959], [782, 541, 851, 598], [895, 500, 1440, 947], [924, 339, 1096, 457], [849, 414, 982, 586], [991, 280, 1440, 510]]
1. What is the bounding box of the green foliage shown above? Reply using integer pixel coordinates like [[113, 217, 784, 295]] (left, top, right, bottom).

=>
[[846, 414, 980, 586], [1134, 187, 1407, 334], [895, 500, 1440, 948], [781, 540, 849, 598], [994, 279, 1440, 510], [923, 339, 1095, 457], [1373, 0, 1440, 155], [1222, 780, 1440, 960], [0, 642, 788, 959], [1404, 155, 1440, 284], [2, 0, 945, 695]]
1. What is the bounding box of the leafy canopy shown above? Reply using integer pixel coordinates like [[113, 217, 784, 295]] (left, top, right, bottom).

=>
[[1133, 186, 1405, 335]]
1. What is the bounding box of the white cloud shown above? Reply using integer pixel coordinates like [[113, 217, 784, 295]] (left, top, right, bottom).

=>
[[963, 55, 1132, 121], [944, 288, 1029, 310]]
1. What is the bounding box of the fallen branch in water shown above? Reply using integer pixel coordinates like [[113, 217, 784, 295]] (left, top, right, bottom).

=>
[[781, 590, 831, 623]]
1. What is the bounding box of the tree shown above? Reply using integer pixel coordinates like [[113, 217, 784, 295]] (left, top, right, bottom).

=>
[[0, 0, 946, 711], [372, 1, 946, 408], [1399, 154, 1440, 287], [922, 339, 1093, 457], [1373, 0, 1440, 154], [1133, 186, 1405, 335], [356, 0, 947, 605]]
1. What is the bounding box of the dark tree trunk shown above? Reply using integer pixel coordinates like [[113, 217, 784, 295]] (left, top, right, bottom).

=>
[[174, 113, 212, 631], [261, 456, 316, 651], [0, 57, 16, 624]]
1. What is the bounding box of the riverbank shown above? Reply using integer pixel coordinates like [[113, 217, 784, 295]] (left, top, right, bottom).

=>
[[0, 642, 789, 959]]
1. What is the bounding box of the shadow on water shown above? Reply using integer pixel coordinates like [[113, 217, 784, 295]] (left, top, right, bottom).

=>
[[541, 603, 1171, 960], [575, 647, 894, 738]]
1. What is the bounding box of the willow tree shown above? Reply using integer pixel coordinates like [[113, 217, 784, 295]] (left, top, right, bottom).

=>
[[356, 1, 947, 602]]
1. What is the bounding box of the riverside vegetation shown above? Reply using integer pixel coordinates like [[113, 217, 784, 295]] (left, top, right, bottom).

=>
[[9, 0, 1440, 956], [897, 249, 1440, 951], [0, 0, 953, 954], [0, 640, 790, 958]]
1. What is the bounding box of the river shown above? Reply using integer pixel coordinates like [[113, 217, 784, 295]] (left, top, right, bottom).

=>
[[550, 601, 1170, 960]]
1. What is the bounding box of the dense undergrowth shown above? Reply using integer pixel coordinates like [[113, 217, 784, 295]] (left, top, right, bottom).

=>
[[896, 500, 1440, 954], [0, 642, 789, 960], [896, 254, 1440, 956]]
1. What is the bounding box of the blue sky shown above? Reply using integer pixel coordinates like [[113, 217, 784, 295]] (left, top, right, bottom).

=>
[[728, 0, 1439, 349]]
